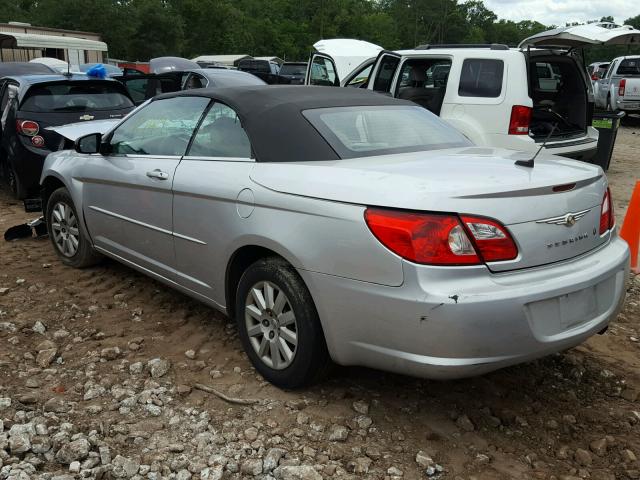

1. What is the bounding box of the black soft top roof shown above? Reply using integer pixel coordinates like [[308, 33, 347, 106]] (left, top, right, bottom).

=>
[[155, 86, 414, 162]]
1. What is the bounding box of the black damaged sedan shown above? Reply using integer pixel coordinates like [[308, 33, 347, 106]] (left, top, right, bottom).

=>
[[0, 73, 134, 201]]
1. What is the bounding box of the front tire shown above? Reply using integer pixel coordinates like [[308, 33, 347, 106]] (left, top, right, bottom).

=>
[[46, 187, 101, 268], [235, 257, 330, 389]]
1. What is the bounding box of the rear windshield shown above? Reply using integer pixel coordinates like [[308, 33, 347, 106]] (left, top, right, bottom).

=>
[[280, 64, 306, 76], [303, 105, 471, 159], [617, 59, 640, 76], [211, 72, 266, 87], [238, 60, 270, 72], [21, 81, 134, 113]]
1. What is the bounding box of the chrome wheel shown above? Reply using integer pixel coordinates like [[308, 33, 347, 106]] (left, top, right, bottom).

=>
[[245, 281, 298, 370], [50, 201, 79, 257]]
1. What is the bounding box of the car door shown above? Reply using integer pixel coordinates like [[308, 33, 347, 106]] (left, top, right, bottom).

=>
[[79, 96, 210, 279], [368, 51, 401, 95], [306, 54, 340, 87], [172, 101, 254, 306], [598, 59, 617, 107]]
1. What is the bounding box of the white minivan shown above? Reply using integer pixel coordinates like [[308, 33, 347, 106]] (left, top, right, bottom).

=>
[[307, 23, 640, 161]]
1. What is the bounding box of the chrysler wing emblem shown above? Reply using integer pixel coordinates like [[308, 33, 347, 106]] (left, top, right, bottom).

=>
[[79, 114, 95, 121], [536, 208, 590, 227]]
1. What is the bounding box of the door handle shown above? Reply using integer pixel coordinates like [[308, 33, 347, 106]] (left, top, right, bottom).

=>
[[146, 169, 169, 180]]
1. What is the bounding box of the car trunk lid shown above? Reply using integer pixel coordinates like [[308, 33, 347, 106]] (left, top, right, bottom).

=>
[[16, 109, 129, 151], [250, 147, 609, 272]]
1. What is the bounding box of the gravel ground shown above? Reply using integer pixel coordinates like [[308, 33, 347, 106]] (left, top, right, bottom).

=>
[[0, 124, 639, 480]]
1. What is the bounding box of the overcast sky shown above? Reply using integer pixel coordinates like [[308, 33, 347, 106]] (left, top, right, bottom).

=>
[[482, 0, 638, 27]]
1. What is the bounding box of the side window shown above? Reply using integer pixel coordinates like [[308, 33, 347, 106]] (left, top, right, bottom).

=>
[[184, 73, 206, 90], [187, 103, 251, 158], [458, 59, 504, 98], [309, 56, 338, 86], [372, 55, 400, 92], [532, 62, 562, 92], [110, 96, 209, 156], [605, 61, 616, 78], [346, 64, 373, 88], [397, 59, 451, 89], [1, 84, 18, 132]]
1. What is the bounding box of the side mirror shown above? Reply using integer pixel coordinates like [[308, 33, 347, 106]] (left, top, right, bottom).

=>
[[75, 133, 102, 154]]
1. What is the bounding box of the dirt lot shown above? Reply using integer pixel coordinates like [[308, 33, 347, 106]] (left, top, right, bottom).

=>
[[0, 125, 639, 480]]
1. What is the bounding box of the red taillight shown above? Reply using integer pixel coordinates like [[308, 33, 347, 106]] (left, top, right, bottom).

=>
[[460, 215, 518, 262], [31, 135, 45, 148], [619, 79, 626, 97], [599, 188, 614, 235], [508, 105, 532, 135], [16, 120, 40, 136], [591, 74, 599, 81], [364, 208, 518, 266]]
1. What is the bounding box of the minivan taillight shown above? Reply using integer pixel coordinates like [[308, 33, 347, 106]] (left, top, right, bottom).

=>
[[599, 188, 615, 235], [619, 78, 626, 97], [16, 120, 40, 136], [508, 105, 532, 135], [364, 208, 518, 266]]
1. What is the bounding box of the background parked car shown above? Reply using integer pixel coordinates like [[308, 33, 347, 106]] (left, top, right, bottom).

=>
[[115, 57, 266, 104], [41, 86, 628, 388], [588, 61, 610, 81], [237, 59, 281, 84], [595, 55, 640, 115], [278, 62, 307, 84], [0, 74, 134, 200], [307, 24, 640, 162], [0, 62, 57, 76]]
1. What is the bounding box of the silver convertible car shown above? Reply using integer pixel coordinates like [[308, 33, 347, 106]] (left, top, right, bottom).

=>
[[40, 86, 629, 388]]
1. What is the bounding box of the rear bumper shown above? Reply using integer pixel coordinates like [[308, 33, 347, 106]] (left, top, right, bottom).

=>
[[9, 143, 49, 197], [301, 235, 629, 379], [616, 99, 640, 111], [489, 128, 598, 160]]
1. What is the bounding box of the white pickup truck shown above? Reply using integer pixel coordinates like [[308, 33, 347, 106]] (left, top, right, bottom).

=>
[[595, 55, 640, 114]]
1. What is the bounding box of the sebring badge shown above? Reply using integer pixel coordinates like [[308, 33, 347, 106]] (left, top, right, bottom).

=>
[[536, 208, 590, 227], [79, 114, 95, 121]]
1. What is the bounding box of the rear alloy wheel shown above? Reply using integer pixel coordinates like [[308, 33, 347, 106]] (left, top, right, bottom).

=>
[[236, 257, 330, 389], [46, 187, 101, 268], [245, 281, 298, 370]]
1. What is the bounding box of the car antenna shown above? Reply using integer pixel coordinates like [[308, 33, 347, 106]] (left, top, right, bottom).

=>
[[515, 123, 557, 168]]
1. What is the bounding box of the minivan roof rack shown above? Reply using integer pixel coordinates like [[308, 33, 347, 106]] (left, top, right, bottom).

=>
[[414, 43, 510, 51]]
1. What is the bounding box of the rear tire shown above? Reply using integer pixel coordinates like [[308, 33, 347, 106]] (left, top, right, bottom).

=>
[[46, 187, 101, 268], [235, 257, 331, 389], [6, 163, 26, 199]]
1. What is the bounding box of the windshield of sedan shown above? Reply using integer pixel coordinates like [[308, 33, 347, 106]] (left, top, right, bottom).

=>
[[303, 105, 471, 158], [21, 81, 134, 112]]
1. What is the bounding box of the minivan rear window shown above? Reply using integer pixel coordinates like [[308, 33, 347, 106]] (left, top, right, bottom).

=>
[[458, 59, 504, 98], [21, 82, 134, 113], [617, 59, 640, 76]]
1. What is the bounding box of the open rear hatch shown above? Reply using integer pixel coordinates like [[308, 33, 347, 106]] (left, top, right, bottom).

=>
[[250, 148, 610, 273], [306, 39, 382, 87], [520, 23, 640, 141]]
